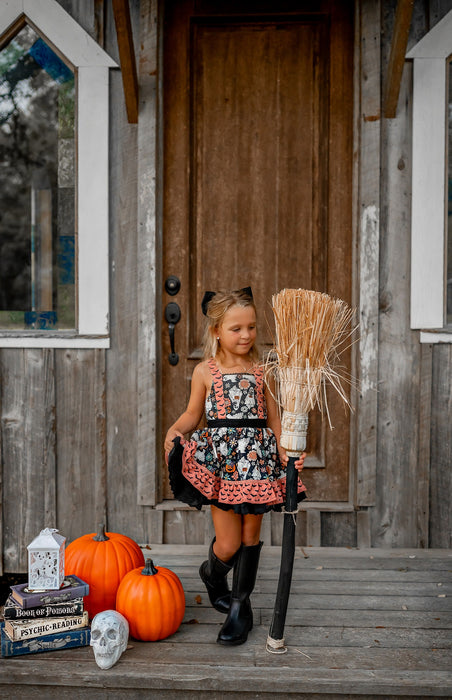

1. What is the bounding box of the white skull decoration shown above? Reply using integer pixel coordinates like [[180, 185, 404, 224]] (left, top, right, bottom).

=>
[[90, 610, 129, 669]]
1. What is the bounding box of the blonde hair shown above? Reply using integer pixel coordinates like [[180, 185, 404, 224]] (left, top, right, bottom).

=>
[[202, 289, 260, 363]]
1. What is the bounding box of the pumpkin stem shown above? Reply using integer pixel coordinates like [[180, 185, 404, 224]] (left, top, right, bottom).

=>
[[142, 559, 158, 576], [92, 524, 110, 542]]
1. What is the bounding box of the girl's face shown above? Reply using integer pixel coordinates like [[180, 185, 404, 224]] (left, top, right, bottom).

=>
[[216, 305, 257, 356]]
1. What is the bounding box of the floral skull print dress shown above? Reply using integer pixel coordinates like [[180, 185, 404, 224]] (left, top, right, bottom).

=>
[[168, 358, 306, 514]]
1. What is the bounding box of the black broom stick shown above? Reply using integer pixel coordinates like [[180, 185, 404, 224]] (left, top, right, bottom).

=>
[[266, 455, 298, 653], [265, 288, 354, 654]]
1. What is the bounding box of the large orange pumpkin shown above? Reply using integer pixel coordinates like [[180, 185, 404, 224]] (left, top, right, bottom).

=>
[[65, 524, 145, 618], [116, 558, 185, 641]]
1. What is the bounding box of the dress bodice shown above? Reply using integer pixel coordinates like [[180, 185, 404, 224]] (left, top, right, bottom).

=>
[[205, 358, 266, 421]]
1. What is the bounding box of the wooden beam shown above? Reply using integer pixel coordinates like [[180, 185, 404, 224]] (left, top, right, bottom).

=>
[[94, 0, 105, 49], [383, 0, 414, 118], [356, 0, 380, 508], [112, 0, 139, 123]]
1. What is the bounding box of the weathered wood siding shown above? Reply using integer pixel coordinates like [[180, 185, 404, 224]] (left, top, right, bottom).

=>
[[429, 344, 452, 548], [370, 0, 452, 549], [0, 0, 451, 574], [55, 349, 107, 536], [375, 0, 421, 547], [1, 350, 56, 573]]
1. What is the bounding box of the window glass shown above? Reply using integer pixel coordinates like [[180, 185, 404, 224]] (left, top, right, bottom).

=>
[[0, 24, 75, 331]]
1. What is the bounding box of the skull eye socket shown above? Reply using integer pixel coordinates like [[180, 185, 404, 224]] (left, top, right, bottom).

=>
[[91, 630, 101, 640], [107, 629, 118, 639]]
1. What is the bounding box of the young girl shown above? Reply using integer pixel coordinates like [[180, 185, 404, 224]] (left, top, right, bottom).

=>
[[164, 287, 306, 646]]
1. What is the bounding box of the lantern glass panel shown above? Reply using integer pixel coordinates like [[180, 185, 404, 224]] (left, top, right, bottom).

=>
[[27, 528, 66, 590]]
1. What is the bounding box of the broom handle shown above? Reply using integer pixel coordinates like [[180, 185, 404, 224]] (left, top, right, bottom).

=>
[[267, 456, 298, 646]]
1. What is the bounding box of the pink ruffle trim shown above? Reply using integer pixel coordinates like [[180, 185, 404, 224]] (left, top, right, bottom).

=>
[[182, 443, 306, 506]]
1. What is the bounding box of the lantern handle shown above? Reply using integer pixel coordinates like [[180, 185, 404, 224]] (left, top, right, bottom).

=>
[[40, 527, 59, 536]]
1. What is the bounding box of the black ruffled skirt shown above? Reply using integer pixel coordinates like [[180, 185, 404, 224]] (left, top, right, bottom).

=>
[[167, 436, 306, 515]]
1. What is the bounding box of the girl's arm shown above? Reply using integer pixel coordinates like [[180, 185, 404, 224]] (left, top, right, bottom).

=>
[[265, 379, 306, 472], [164, 362, 208, 453]]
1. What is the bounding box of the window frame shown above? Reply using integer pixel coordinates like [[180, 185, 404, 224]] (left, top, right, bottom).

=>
[[407, 9, 452, 344], [0, 0, 117, 348]]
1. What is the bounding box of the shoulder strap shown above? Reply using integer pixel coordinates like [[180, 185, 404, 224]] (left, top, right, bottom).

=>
[[252, 364, 266, 419], [207, 358, 227, 418]]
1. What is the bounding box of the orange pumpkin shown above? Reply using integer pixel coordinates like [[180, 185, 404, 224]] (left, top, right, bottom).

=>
[[65, 524, 145, 619], [116, 558, 185, 641]]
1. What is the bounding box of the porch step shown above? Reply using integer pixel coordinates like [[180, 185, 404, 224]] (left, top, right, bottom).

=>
[[1, 546, 451, 699]]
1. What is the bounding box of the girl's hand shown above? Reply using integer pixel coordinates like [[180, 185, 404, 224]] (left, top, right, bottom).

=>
[[294, 452, 306, 471], [279, 449, 307, 472], [164, 428, 184, 454]]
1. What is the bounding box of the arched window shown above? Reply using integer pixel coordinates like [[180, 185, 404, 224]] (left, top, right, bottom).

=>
[[0, 0, 116, 347]]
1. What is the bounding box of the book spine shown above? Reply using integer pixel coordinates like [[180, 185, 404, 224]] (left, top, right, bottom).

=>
[[5, 611, 89, 642], [1, 624, 91, 657], [11, 580, 89, 609], [3, 597, 84, 620]]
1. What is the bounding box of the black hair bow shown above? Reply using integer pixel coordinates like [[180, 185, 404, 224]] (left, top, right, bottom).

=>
[[201, 287, 253, 316]]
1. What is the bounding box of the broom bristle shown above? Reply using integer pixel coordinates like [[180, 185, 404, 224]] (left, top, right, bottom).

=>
[[267, 288, 355, 416]]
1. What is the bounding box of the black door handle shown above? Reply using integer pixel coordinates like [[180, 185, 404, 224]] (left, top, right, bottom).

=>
[[165, 302, 181, 365]]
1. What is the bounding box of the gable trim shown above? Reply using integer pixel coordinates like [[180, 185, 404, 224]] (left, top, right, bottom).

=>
[[406, 8, 452, 59], [0, 0, 117, 67]]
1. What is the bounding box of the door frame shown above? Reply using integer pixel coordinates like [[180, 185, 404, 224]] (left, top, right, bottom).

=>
[[136, 0, 380, 548]]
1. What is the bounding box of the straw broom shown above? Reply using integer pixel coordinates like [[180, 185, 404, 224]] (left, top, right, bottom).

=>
[[266, 288, 354, 654], [271, 288, 353, 453]]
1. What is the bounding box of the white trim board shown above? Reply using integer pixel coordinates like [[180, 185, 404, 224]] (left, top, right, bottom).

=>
[[409, 58, 446, 329], [0, 336, 110, 348], [407, 9, 452, 332], [0, 0, 118, 348], [420, 331, 452, 344]]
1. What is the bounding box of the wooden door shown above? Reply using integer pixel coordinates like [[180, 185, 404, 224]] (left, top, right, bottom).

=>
[[161, 0, 354, 501]]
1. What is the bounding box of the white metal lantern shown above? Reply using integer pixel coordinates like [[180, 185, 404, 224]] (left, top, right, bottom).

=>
[[27, 528, 66, 590]]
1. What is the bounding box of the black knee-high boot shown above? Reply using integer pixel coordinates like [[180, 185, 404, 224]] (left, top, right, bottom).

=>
[[199, 538, 237, 614], [217, 541, 263, 645]]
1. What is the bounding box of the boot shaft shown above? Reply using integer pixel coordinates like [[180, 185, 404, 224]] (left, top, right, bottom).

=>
[[231, 541, 263, 601], [204, 537, 237, 580], [200, 537, 238, 615], [217, 541, 263, 646]]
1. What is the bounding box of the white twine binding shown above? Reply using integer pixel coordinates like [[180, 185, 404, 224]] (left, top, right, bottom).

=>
[[266, 635, 287, 654], [282, 508, 298, 525]]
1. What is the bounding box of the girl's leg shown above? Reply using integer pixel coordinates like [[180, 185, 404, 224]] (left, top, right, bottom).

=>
[[217, 512, 264, 646], [211, 507, 264, 556], [200, 506, 242, 614], [204, 507, 264, 629], [210, 505, 243, 560], [241, 513, 264, 546]]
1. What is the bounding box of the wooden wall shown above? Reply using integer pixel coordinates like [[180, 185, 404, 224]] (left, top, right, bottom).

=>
[[1, 0, 451, 575], [371, 0, 452, 549]]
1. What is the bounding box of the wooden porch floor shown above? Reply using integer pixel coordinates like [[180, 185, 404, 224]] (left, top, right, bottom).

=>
[[1, 545, 452, 699]]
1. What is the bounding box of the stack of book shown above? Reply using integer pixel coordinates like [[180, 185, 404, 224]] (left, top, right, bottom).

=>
[[1, 574, 90, 657]]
